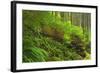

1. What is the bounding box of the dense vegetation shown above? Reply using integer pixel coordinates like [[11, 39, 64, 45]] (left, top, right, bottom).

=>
[[22, 10, 91, 62]]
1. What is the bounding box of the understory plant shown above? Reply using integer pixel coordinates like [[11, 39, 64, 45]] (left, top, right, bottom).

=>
[[23, 10, 91, 62]]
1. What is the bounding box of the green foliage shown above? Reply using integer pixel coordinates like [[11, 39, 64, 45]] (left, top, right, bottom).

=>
[[23, 10, 91, 62], [84, 51, 91, 59], [23, 47, 48, 62], [48, 57, 63, 61], [71, 26, 83, 38]]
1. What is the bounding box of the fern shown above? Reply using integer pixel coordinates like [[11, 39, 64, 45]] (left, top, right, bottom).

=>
[[23, 47, 48, 62]]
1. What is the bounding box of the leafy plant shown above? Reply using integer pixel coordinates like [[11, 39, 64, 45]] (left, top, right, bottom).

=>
[[23, 47, 48, 62]]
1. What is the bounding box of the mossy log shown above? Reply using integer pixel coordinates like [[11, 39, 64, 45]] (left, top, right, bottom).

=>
[[41, 25, 64, 42]]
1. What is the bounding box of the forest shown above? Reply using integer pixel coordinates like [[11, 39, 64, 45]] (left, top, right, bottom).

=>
[[22, 10, 91, 62]]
